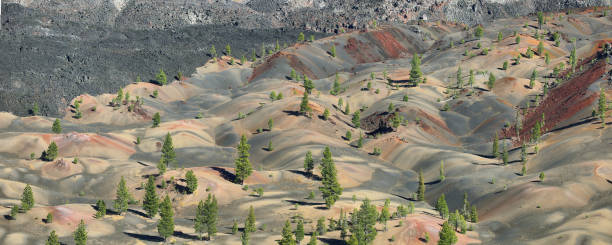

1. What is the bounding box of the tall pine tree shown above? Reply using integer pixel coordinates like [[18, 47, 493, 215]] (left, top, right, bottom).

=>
[[205, 194, 218, 239], [194, 200, 206, 240], [245, 205, 257, 233], [410, 53, 422, 82], [438, 221, 457, 245], [436, 194, 449, 219], [234, 135, 253, 184], [52, 119, 62, 134], [417, 170, 425, 201], [304, 151, 314, 177], [113, 176, 130, 214], [157, 195, 175, 241], [161, 133, 176, 168], [185, 170, 198, 194], [142, 176, 159, 218], [279, 219, 297, 245], [46, 230, 60, 245], [300, 93, 311, 115], [319, 147, 343, 208], [348, 198, 378, 244], [21, 184, 34, 212], [295, 219, 305, 243], [74, 219, 88, 245]]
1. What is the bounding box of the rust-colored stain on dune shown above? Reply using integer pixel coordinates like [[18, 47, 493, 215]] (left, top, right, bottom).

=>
[[371, 30, 408, 58], [344, 37, 381, 64], [502, 57, 606, 144], [249, 51, 317, 82]]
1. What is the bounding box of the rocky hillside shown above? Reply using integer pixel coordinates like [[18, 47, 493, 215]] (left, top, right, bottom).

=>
[[0, 0, 609, 117]]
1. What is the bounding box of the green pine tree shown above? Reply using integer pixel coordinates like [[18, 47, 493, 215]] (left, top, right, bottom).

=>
[[46, 212, 53, 223], [497, 32, 503, 42], [113, 176, 130, 214], [74, 219, 88, 245], [436, 194, 449, 219], [268, 118, 274, 131], [474, 26, 483, 39], [456, 67, 463, 88], [470, 206, 478, 223], [225, 44, 232, 56], [417, 170, 425, 201], [316, 217, 326, 235], [308, 231, 318, 245], [161, 133, 176, 168], [303, 77, 314, 94], [537, 11, 544, 29], [194, 200, 206, 240], [299, 93, 311, 115], [156, 69, 167, 86], [157, 195, 175, 241], [232, 220, 239, 234], [352, 111, 360, 128], [330, 45, 336, 58], [487, 73, 496, 90], [438, 221, 457, 245], [379, 199, 391, 231], [210, 45, 217, 58], [43, 141, 59, 161], [52, 119, 62, 134], [241, 228, 250, 245], [205, 194, 219, 239], [245, 205, 257, 233], [410, 53, 422, 82], [598, 88, 608, 125], [234, 135, 253, 184], [298, 32, 305, 42], [32, 102, 39, 116], [142, 176, 159, 218], [95, 200, 106, 218], [530, 69, 537, 88], [157, 155, 167, 174], [152, 112, 161, 127], [10, 205, 18, 219], [304, 151, 314, 177], [295, 219, 305, 243], [46, 230, 60, 245], [185, 170, 198, 194], [20, 184, 34, 212], [319, 147, 343, 208], [348, 198, 378, 244], [322, 108, 330, 120], [279, 219, 297, 245]]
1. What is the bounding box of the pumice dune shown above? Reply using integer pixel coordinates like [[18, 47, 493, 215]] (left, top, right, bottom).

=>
[[0, 2, 611, 245]]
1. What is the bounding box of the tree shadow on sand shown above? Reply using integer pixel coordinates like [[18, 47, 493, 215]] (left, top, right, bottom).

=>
[[282, 110, 302, 117], [127, 208, 148, 218], [318, 237, 347, 245], [173, 230, 200, 240], [210, 167, 236, 183], [287, 170, 321, 181], [425, 179, 441, 185], [285, 199, 326, 206], [123, 232, 164, 242]]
